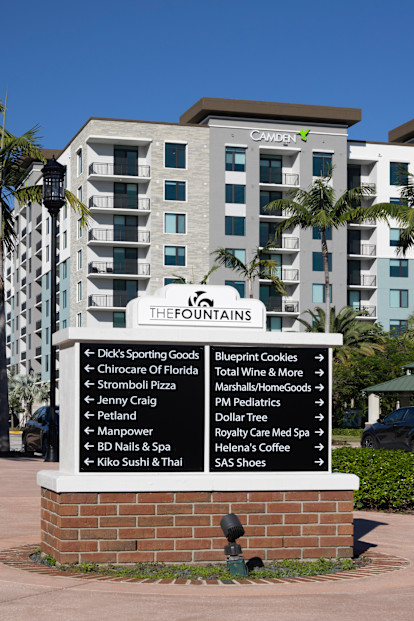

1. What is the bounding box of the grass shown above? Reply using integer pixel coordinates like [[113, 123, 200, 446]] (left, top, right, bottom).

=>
[[31, 554, 364, 580], [332, 428, 364, 443]]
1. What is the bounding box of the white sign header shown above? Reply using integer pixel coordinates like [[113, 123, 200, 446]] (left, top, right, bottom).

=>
[[127, 285, 266, 329], [250, 130, 297, 144]]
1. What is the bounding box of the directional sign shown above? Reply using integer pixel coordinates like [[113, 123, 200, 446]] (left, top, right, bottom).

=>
[[79, 343, 205, 473], [209, 346, 329, 472]]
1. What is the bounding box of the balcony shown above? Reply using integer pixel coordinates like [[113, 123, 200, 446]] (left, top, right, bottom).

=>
[[35, 347, 42, 358], [260, 237, 299, 252], [35, 294, 42, 305], [265, 299, 299, 313], [348, 274, 377, 287], [88, 162, 150, 179], [261, 268, 299, 282], [6, 312, 11, 321], [35, 320, 42, 331], [361, 182, 376, 194], [21, 301, 26, 311], [6, 267, 11, 276], [88, 294, 130, 308], [21, 253, 27, 264], [21, 326, 26, 336], [6, 335, 10, 343], [260, 172, 299, 187], [35, 241, 42, 254], [36, 267, 42, 279], [21, 228, 26, 238], [88, 261, 150, 277], [89, 195, 150, 213], [354, 305, 376, 318], [88, 228, 150, 245], [36, 214, 42, 226], [347, 244, 376, 257], [21, 352, 26, 361], [21, 277, 26, 288]]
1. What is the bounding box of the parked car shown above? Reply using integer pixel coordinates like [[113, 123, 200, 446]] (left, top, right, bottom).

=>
[[22, 406, 59, 456], [361, 407, 414, 450]]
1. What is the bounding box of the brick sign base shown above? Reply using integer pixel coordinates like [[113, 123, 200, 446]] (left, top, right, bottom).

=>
[[40, 489, 354, 565]]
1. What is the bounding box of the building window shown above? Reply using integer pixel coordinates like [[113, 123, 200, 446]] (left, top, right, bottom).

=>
[[390, 289, 408, 308], [313, 226, 332, 240], [77, 219, 82, 239], [113, 311, 126, 328], [28, 283, 32, 298], [45, 327, 49, 345], [77, 186, 83, 202], [164, 278, 179, 285], [165, 143, 186, 169], [312, 284, 332, 303], [28, 308, 31, 324], [225, 216, 245, 236], [62, 290, 67, 309], [164, 246, 185, 266], [28, 334, 31, 349], [63, 231, 67, 249], [267, 316, 282, 332], [390, 228, 401, 246], [313, 152, 332, 177], [46, 218, 50, 234], [63, 204, 67, 219], [390, 197, 408, 205], [390, 319, 408, 335], [390, 259, 408, 277], [77, 149, 83, 175], [62, 319, 67, 329], [46, 245, 49, 262], [77, 250, 82, 270], [165, 181, 186, 201], [225, 147, 246, 172], [61, 260, 67, 279], [76, 313, 82, 327], [77, 281, 82, 302], [226, 248, 246, 264], [312, 252, 332, 271], [45, 300, 49, 317], [164, 213, 186, 234], [45, 354, 49, 372], [390, 162, 408, 185], [225, 280, 245, 297], [225, 184, 245, 204], [45, 272, 50, 289]]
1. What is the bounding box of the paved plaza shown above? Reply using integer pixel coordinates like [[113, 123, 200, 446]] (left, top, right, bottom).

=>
[[0, 455, 413, 620]]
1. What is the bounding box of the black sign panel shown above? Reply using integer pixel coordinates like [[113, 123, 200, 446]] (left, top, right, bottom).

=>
[[79, 343, 204, 472], [210, 346, 329, 472]]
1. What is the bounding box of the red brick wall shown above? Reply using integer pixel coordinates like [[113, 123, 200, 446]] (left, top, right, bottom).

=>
[[40, 489, 354, 565]]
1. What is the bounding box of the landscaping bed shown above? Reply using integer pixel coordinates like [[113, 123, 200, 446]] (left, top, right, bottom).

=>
[[31, 553, 366, 581]]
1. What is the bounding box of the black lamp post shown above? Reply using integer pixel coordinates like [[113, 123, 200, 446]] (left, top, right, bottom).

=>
[[42, 157, 65, 462]]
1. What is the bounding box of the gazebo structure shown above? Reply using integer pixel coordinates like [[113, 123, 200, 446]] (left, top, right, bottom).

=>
[[364, 363, 414, 424]]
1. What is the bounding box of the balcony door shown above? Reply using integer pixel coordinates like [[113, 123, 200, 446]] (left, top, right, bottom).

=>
[[347, 230, 361, 255], [347, 290, 361, 310], [260, 155, 282, 184], [259, 285, 282, 311], [114, 183, 138, 209], [113, 247, 138, 274], [114, 147, 138, 176], [347, 260, 361, 285], [113, 280, 138, 306], [113, 215, 138, 242]]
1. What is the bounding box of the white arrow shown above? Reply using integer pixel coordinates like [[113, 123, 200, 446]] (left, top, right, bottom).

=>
[[314, 413, 324, 421], [84, 458, 94, 466], [314, 354, 324, 362], [315, 399, 324, 407], [84, 349, 95, 358], [84, 396, 94, 404], [314, 369, 324, 377], [314, 428, 324, 436], [84, 442, 94, 450], [315, 383, 324, 392], [314, 458, 324, 466], [84, 364, 95, 373], [84, 411, 95, 419], [314, 443, 324, 451], [84, 380, 95, 388], [84, 426, 94, 435]]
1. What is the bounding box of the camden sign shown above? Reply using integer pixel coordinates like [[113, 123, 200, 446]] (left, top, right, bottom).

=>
[[127, 285, 266, 329], [250, 130, 298, 143]]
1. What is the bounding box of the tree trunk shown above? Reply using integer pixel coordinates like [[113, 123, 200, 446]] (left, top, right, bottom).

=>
[[248, 275, 253, 299], [0, 239, 10, 450], [321, 230, 331, 334]]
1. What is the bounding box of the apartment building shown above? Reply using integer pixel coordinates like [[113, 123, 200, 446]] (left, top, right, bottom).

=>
[[4, 98, 414, 380]]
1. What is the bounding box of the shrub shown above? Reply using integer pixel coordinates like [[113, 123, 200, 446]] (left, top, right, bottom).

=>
[[332, 447, 414, 511], [332, 429, 364, 437]]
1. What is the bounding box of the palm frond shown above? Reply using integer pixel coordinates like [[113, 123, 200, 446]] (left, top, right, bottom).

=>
[[64, 190, 91, 228]]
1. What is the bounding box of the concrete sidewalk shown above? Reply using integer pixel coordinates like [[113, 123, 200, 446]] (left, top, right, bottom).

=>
[[0, 457, 413, 621]]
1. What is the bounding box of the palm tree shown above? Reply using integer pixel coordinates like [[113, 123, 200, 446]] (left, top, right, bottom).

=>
[[211, 242, 286, 299], [9, 373, 50, 427], [0, 104, 89, 451], [263, 175, 392, 333], [171, 265, 220, 284], [298, 305, 385, 363]]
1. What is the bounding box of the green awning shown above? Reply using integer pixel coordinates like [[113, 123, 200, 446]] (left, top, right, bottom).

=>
[[364, 374, 414, 393]]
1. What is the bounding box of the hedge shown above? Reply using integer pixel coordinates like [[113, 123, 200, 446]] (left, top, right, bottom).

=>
[[332, 447, 414, 511]]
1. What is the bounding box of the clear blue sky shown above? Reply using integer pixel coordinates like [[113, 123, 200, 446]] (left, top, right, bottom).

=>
[[3, 0, 414, 149]]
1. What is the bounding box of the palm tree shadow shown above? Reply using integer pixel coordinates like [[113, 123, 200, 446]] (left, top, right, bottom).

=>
[[353, 517, 388, 556]]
